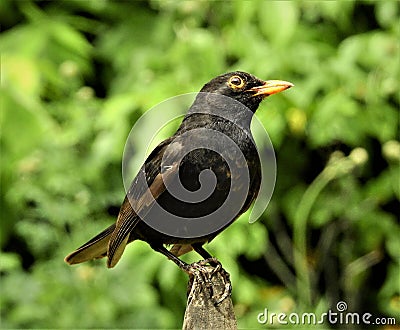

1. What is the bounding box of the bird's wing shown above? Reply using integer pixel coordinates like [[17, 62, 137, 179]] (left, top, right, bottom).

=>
[[64, 224, 115, 264], [107, 137, 182, 268]]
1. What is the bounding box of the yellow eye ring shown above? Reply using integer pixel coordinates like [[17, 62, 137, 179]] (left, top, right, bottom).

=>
[[228, 75, 245, 89]]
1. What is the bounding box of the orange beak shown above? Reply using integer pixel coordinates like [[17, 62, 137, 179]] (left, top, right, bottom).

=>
[[248, 80, 294, 98]]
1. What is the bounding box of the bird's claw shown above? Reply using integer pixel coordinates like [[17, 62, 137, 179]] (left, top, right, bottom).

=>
[[184, 258, 232, 306], [184, 261, 214, 299]]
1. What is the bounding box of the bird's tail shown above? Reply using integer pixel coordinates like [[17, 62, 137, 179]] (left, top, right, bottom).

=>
[[64, 224, 115, 265]]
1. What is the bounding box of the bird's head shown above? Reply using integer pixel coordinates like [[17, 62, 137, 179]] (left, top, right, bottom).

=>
[[199, 71, 293, 113]]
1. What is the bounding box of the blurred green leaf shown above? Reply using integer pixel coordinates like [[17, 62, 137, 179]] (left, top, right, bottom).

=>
[[259, 1, 299, 46], [309, 92, 363, 147]]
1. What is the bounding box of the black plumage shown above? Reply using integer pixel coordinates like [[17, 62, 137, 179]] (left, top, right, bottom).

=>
[[65, 71, 293, 270]]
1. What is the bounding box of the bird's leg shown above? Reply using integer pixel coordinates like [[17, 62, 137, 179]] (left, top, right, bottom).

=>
[[192, 244, 213, 259], [192, 244, 221, 273], [192, 244, 232, 305], [150, 244, 213, 297], [151, 244, 188, 269]]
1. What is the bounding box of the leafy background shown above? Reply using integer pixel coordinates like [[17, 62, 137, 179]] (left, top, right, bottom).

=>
[[1, 1, 399, 329]]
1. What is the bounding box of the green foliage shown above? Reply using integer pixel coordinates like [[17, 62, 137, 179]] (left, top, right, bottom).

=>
[[1, 1, 399, 328]]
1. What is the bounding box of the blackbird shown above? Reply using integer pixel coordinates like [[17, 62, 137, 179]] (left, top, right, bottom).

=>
[[65, 71, 293, 274]]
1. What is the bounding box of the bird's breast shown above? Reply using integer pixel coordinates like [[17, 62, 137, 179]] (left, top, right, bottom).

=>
[[135, 117, 261, 242]]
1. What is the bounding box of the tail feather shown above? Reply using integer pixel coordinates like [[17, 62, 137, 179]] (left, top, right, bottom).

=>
[[64, 224, 115, 265], [107, 235, 129, 268]]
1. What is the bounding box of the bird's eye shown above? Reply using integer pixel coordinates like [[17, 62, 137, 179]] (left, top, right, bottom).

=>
[[228, 75, 245, 89]]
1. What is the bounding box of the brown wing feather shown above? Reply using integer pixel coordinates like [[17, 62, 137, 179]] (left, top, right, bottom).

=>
[[107, 163, 180, 268]]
